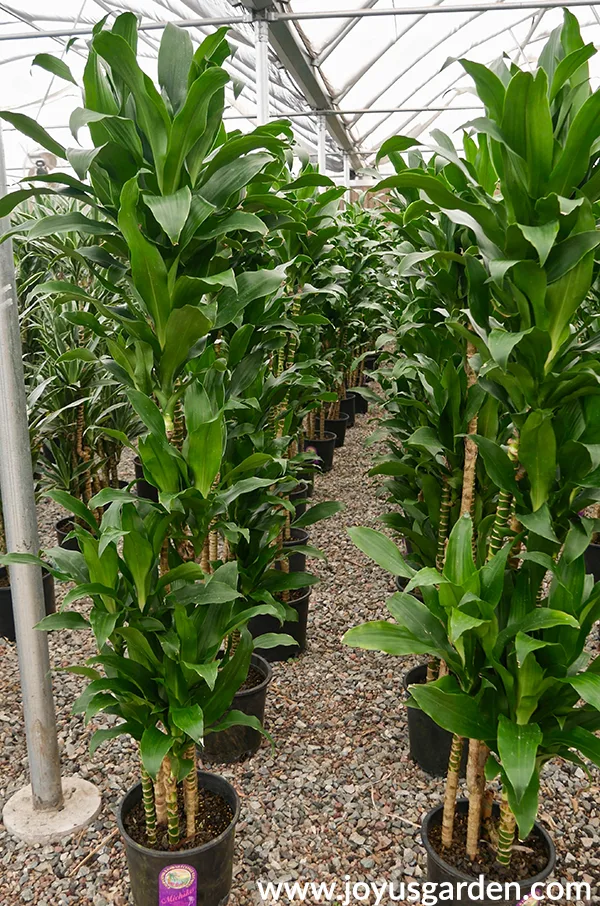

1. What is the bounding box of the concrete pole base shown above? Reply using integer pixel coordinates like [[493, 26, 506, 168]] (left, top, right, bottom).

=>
[[3, 777, 102, 843]]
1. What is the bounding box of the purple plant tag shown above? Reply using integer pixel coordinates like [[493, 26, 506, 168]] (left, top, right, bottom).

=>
[[158, 864, 197, 906]]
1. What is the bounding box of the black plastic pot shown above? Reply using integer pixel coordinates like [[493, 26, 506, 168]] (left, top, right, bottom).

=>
[[0, 569, 56, 642], [249, 588, 311, 662], [290, 481, 309, 519], [422, 799, 556, 906], [56, 517, 79, 551], [325, 412, 350, 448], [134, 456, 159, 502], [297, 470, 314, 498], [404, 664, 466, 777], [584, 541, 600, 583], [117, 770, 239, 906], [339, 395, 356, 429], [275, 527, 309, 574], [349, 390, 368, 416], [202, 655, 273, 764], [304, 432, 336, 473]]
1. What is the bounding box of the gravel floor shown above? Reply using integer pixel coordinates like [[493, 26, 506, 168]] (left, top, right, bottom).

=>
[[0, 408, 598, 905]]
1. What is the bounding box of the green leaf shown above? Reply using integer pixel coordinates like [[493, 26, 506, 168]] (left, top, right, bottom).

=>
[[376, 135, 421, 164], [184, 385, 224, 497], [45, 489, 99, 532], [252, 633, 298, 650], [568, 672, 600, 710], [387, 592, 457, 664], [443, 515, 477, 587], [410, 679, 495, 739], [32, 53, 77, 84], [200, 152, 274, 208], [471, 436, 517, 492], [347, 527, 414, 578], [460, 59, 506, 121], [183, 662, 218, 690], [519, 411, 556, 511], [497, 715, 542, 803], [206, 709, 271, 743], [549, 90, 600, 195], [27, 212, 115, 240], [171, 704, 204, 744], [546, 231, 600, 284], [35, 611, 91, 632], [90, 723, 135, 755], [517, 221, 559, 266], [550, 44, 597, 101], [140, 725, 173, 780], [118, 178, 171, 345], [0, 111, 66, 158], [293, 501, 344, 529], [144, 186, 192, 245], [518, 503, 559, 543], [342, 621, 433, 656], [160, 305, 213, 391], [158, 23, 193, 114]]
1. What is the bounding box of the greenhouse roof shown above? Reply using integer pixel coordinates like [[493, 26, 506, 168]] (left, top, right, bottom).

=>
[[3, 1, 600, 181]]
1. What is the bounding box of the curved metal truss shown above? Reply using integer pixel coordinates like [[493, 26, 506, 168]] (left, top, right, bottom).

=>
[[3, 0, 600, 179]]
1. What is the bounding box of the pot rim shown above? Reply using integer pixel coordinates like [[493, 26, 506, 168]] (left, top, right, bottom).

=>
[[290, 480, 309, 498], [421, 798, 556, 886], [284, 527, 309, 545], [117, 769, 240, 859], [56, 516, 75, 530], [235, 653, 273, 698], [0, 565, 52, 584], [276, 586, 311, 607], [304, 431, 337, 444], [403, 662, 428, 693], [324, 412, 350, 425]]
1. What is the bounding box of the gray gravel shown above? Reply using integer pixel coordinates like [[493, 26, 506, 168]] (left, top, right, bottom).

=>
[[0, 410, 598, 904]]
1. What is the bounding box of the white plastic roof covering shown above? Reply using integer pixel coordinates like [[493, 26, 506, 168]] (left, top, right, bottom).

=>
[[2, 1, 600, 181]]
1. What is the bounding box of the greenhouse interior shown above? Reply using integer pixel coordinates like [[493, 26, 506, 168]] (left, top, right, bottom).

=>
[[2, 1, 600, 905]]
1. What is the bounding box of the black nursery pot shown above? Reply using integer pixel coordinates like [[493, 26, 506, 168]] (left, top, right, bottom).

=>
[[339, 395, 356, 428], [249, 588, 311, 662], [0, 568, 56, 642], [297, 470, 314, 498], [275, 527, 309, 574], [584, 541, 600, 583], [422, 799, 556, 906], [134, 456, 159, 502], [304, 432, 336, 473], [404, 664, 465, 777], [290, 481, 309, 518], [325, 412, 350, 448], [56, 517, 79, 551], [203, 655, 273, 764], [351, 391, 369, 415], [117, 770, 239, 906]]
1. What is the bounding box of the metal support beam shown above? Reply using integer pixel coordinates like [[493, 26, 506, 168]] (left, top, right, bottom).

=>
[[3, 2, 600, 41], [268, 17, 362, 171], [343, 153, 351, 204], [0, 123, 63, 812], [254, 16, 270, 125]]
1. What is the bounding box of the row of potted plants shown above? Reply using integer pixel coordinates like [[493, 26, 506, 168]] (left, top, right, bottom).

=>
[[344, 11, 600, 903]]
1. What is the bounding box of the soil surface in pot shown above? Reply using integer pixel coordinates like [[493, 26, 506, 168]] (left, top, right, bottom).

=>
[[124, 784, 233, 852], [238, 664, 265, 693], [428, 813, 548, 881], [279, 588, 307, 603], [0, 573, 9, 588]]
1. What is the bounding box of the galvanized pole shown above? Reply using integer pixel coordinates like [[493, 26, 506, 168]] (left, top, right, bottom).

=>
[[0, 124, 64, 811], [343, 152, 351, 205], [317, 115, 327, 174], [255, 16, 270, 126]]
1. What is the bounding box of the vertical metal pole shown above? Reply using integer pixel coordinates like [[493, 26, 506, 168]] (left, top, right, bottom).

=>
[[343, 152, 351, 205], [317, 115, 327, 174], [255, 16, 270, 126], [0, 123, 63, 810]]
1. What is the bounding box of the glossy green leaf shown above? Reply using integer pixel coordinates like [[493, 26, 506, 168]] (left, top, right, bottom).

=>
[[342, 621, 433, 656], [144, 186, 191, 245], [0, 111, 66, 159], [498, 715, 542, 803], [171, 704, 204, 744], [140, 725, 173, 780], [347, 527, 414, 578], [519, 411, 556, 511]]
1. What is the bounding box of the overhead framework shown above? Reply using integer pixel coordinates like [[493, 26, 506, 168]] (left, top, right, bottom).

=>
[[3, 1, 600, 176]]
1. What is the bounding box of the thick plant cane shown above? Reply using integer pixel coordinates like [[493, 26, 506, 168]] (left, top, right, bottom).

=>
[[496, 789, 516, 867], [164, 756, 180, 847], [141, 762, 157, 845], [184, 741, 198, 840], [460, 342, 479, 520], [442, 734, 464, 848], [487, 436, 519, 561], [154, 758, 168, 828], [466, 741, 489, 859], [436, 478, 452, 571]]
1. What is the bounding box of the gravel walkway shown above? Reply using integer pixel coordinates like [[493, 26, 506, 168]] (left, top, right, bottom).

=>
[[0, 409, 598, 905]]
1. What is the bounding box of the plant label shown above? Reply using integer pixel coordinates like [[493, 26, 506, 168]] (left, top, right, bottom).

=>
[[159, 864, 197, 905]]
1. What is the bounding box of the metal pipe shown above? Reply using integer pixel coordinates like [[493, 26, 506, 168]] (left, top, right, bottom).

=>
[[3, 1, 600, 41], [222, 105, 483, 121], [0, 123, 63, 812], [317, 115, 327, 174], [255, 17, 270, 125]]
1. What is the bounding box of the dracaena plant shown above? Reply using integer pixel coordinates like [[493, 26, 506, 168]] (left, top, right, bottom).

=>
[[1, 493, 273, 848], [346, 9, 600, 874]]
